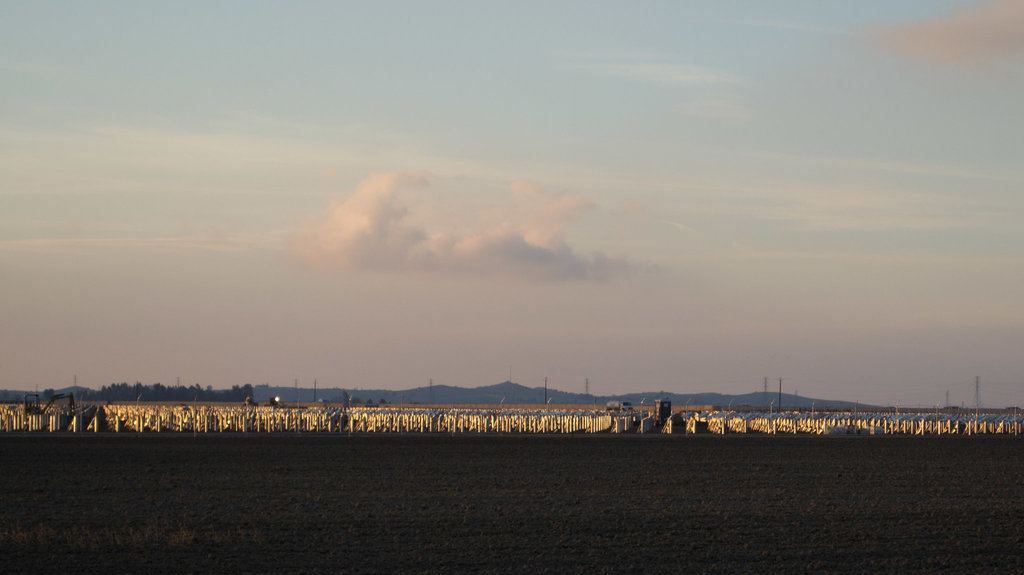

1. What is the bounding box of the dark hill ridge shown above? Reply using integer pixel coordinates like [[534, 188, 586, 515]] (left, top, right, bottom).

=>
[[1, 381, 867, 409], [247, 381, 866, 409]]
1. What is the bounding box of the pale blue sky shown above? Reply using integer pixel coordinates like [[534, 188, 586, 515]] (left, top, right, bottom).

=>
[[2, 1, 1022, 406]]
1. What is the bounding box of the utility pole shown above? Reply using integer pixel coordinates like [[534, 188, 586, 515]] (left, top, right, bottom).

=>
[[429, 378, 434, 404], [778, 378, 782, 412], [945, 389, 950, 409], [544, 377, 548, 405], [975, 376, 980, 415], [585, 377, 589, 397], [313, 379, 317, 403]]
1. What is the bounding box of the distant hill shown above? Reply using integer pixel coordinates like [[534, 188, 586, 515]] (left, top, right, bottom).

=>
[[0, 381, 868, 409], [249, 381, 867, 409], [1, 386, 95, 401]]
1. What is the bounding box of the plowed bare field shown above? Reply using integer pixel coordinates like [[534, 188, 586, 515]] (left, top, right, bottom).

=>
[[2, 435, 1023, 574]]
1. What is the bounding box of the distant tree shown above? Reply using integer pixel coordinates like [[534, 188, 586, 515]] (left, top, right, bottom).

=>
[[237, 384, 254, 402], [89, 381, 275, 403], [42, 388, 55, 399]]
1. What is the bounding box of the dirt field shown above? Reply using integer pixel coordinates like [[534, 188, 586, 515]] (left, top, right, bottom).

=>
[[2, 435, 1023, 574]]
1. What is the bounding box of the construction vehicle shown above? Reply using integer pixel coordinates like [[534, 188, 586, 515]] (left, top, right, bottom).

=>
[[22, 392, 87, 432], [23, 392, 75, 415]]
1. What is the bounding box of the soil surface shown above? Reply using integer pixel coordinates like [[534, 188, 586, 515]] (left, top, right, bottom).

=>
[[2, 435, 1023, 574]]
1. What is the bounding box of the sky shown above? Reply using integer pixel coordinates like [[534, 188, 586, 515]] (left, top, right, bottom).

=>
[[2, 1, 1023, 407]]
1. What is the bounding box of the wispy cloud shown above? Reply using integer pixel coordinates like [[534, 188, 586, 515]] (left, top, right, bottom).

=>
[[2, 60, 66, 75], [871, 0, 1024, 67], [665, 221, 694, 233], [569, 54, 738, 86], [778, 188, 978, 232], [669, 175, 989, 235], [740, 181, 984, 233], [290, 172, 631, 282], [756, 151, 1017, 183], [0, 233, 281, 254], [714, 18, 845, 36], [677, 96, 754, 121]]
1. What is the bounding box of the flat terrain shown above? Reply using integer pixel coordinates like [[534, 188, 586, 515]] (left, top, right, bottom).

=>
[[2, 435, 1023, 574]]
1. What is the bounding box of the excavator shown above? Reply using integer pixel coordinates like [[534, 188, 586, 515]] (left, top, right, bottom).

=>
[[22, 392, 98, 432], [23, 392, 75, 415]]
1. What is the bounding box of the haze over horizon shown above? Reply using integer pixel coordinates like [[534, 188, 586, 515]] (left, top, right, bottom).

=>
[[3, 2, 1023, 408]]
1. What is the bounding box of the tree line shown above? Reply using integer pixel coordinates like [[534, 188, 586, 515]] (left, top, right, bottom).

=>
[[41, 382, 256, 403]]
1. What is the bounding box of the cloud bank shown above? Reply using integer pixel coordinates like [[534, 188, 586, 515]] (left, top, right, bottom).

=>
[[290, 172, 629, 281], [872, 0, 1024, 66]]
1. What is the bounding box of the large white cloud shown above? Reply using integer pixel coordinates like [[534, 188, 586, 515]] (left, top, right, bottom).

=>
[[872, 0, 1024, 67], [290, 172, 630, 281]]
